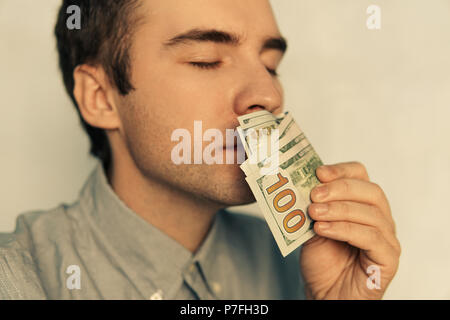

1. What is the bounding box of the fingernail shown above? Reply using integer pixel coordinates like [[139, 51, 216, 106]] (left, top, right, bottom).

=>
[[313, 185, 328, 200], [317, 165, 328, 174], [313, 203, 328, 216], [318, 165, 332, 176], [318, 222, 331, 230]]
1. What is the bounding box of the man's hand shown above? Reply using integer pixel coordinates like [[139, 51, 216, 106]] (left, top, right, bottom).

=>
[[300, 162, 401, 299]]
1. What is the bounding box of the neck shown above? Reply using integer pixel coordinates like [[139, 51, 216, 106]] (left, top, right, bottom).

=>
[[106, 149, 220, 254]]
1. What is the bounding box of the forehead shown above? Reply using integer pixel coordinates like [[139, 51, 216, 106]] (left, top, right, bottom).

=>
[[137, 0, 281, 40]]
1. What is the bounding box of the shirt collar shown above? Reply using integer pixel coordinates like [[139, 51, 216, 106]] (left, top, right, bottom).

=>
[[193, 209, 243, 298], [77, 162, 225, 299]]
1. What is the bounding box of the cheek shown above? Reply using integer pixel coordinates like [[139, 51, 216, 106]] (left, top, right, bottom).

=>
[[125, 64, 235, 163], [134, 58, 231, 118], [117, 97, 168, 162], [137, 80, 231, 140], [125, 121, 175, 174], [138, 76, 204, 119]]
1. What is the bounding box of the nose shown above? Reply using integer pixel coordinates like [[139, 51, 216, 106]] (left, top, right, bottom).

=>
[[232, 63, 283, 116]]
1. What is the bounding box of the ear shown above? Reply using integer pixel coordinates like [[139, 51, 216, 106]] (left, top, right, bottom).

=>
[[73, 64, 121, 130]]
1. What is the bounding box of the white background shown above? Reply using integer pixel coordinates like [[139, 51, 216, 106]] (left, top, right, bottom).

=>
[[1, 0, 449, 299]]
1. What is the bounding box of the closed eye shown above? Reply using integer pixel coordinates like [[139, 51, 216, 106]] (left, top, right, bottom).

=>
[[189, 61, 222, 69], [266, 67, 279, 77], [189, 61, 278, 76]]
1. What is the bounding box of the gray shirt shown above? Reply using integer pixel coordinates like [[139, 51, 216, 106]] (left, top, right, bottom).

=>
[[0, 163, 306, 300]]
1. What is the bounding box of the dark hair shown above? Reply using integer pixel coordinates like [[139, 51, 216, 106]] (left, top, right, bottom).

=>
[[54, 0, 143, 169]]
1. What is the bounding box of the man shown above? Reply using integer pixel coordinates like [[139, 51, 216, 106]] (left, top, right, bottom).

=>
[[0, 0, 400, 299]]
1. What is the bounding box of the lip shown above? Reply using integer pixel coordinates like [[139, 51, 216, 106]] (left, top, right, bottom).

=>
[[223, 145, 238, 150], [222, 143, 248, 163], [223, 137, 245, 150]]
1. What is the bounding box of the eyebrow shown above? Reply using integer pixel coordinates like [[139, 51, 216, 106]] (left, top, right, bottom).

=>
[[163, 28, 288, 54]]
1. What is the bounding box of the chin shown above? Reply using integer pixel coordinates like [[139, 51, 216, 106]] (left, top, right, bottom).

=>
[[214, 191, 256, 208], [209, 166, 256, 207], [226, 187, 256, 206]]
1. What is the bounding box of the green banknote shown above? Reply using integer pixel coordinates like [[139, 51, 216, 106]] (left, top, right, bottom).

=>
[[238, 110, 323, 257]]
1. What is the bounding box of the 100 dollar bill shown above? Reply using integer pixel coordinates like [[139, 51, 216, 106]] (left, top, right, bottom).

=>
[[238, 111, 323, 257]]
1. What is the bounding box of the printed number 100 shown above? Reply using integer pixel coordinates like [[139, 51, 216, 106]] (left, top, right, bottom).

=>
[[266, 173, 306, 233]]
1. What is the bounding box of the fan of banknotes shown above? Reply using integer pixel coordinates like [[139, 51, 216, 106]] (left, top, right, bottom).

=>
[[237, 110, 324, 257]]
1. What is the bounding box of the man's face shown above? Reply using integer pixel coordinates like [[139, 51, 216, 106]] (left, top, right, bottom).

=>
[[115, 0, 285, 206]]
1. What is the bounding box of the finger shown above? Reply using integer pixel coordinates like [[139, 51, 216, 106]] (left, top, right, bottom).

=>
[[316, 162, 370, 183], [314, 221, 400, 266], [310, 178, 391, 219], [309, 201, 399, 250]]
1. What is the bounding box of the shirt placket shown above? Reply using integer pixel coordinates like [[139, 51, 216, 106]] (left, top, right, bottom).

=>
[[182, 261, 218, 300]]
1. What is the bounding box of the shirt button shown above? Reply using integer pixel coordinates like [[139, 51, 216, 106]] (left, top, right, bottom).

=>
[[189, 263, 196, 273], [149, 289, 164, 300], [211, 282, 222, 294]]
